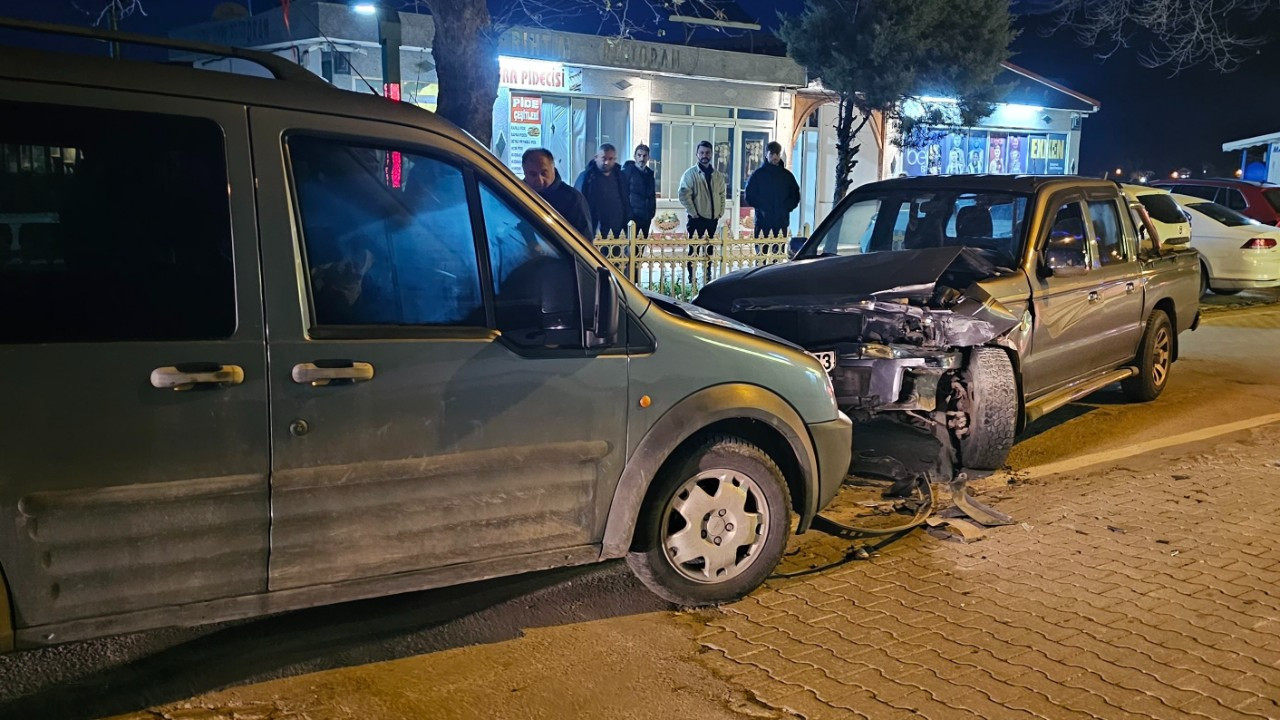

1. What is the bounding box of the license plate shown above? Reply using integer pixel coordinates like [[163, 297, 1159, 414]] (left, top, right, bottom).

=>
[[810, 351, 836, 372]]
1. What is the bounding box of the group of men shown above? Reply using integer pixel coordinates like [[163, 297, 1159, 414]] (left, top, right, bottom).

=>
[[519, 138, 800, 242]]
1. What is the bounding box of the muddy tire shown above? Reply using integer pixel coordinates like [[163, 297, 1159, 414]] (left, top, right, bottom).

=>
[[958, 347, 1018, 471], [1210, 287, 1242, 296], [627, 436, 791, 606], [1123, 309, 1173, 402]]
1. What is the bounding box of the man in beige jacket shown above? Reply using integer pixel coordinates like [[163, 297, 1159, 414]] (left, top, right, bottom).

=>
[[678, 140, 727, 238]]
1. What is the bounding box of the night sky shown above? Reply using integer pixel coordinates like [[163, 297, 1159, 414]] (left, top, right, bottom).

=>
[[5, 0, 1279, 177]]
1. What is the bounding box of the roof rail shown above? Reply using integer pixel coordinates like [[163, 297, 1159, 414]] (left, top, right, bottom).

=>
[[0, 16, 327, 86]]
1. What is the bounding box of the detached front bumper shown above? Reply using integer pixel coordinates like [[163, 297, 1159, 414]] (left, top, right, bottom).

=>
[[807, 411, 854, 525]]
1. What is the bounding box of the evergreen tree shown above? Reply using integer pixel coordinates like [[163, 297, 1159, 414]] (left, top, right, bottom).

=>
[[780, 0, 1017, 201]]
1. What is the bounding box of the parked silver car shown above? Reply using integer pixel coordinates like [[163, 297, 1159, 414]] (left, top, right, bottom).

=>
[[0, 22, 851, 652]]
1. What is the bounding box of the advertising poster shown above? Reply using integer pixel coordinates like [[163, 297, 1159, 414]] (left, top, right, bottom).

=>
[[1045, 133, 1068, 174], [741, 131, 769, 196], [966, 131, 988, 174], [943, 131, 967, 175], [1007, 135, 1027, 174], [1025, 134, 1047, 174], [507, 94, 543, 175], [987, 133, 1008, 174]]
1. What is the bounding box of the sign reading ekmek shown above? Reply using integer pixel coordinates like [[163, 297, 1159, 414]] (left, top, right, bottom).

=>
[[499, 57, 572, 92]]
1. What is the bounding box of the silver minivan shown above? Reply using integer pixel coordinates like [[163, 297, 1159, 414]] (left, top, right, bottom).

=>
[[0, 26, 851, 652]]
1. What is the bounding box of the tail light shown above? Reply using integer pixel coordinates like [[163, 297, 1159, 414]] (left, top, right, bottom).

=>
[[1241, 237, 1278, 249]]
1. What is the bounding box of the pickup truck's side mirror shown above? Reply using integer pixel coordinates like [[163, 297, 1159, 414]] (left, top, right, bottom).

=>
[[588, 266, 620, 347], [788, 236, 807, 259], [1043, 229, 1089, 277]]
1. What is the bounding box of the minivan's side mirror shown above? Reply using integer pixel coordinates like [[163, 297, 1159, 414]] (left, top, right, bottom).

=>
[[588, 266, 620, 347], [1043, 230, 1089, 277], [787, 236, 807, 259]]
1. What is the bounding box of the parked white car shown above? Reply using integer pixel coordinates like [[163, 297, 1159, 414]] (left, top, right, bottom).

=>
[[1122, 184, 1192, 246], [1170, 193, 1280, 295]]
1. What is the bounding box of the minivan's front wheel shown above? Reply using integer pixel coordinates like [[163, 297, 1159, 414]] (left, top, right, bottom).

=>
[[627, 437, 791, 605]]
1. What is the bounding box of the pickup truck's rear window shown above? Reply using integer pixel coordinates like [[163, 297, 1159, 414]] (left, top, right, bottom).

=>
[[806, 190, 1029, 269]]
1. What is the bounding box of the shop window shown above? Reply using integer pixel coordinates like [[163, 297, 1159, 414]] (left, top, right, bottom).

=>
[[737, 109, 776, 122], [652, 121, 734, 200], [651, 102, 691, 115], [0, 100, 235, 343], [694, 105, 734, 119], [288, 136, 484, 328]]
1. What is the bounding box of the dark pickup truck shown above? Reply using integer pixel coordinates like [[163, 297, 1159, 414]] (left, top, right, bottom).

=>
[[695, 175, 1202, 471]]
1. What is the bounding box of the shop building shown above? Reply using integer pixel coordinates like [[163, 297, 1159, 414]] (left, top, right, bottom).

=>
[[174, 2, 1099, 237]]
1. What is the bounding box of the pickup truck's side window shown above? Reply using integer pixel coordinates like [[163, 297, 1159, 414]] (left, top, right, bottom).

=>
[[0, 100, 235, 343], [1087, 200, 1127, 266], [1044, 201, 1090, 272], [287, 136, 484, 328]]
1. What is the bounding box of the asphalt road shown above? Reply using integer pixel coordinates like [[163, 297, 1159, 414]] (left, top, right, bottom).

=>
[[0, 287, 1277, 720]]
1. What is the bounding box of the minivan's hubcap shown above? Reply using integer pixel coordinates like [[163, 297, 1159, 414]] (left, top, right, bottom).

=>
[[1152, 326, 1171, 386], [662, 470, 768, 583]]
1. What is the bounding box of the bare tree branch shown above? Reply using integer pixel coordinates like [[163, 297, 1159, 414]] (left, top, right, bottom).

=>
[[1043, 0, 1277, 73]]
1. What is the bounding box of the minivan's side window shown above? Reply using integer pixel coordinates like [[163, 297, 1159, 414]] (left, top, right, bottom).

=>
[[479, 183, 582, 348], [0, 100, 234, 343], [287, 136, 483, 328], [1087, 200, 1126, 266]]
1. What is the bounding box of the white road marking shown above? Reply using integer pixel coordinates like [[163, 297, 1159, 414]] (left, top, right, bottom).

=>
[[1013, 412, 1280, 480]]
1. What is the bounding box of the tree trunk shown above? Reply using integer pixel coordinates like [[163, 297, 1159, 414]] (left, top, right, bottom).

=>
[[429, 0, 500, 147], [832, 95, 872, 204]]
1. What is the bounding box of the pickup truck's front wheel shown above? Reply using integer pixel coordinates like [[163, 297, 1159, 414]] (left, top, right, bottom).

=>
[[957, 348, 1018, 471], [1123, 309, 1173, 402], [627, 436, 791, 606]]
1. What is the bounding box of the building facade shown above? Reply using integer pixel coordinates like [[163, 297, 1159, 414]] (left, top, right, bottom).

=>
[[174, 1, 1099, 237]]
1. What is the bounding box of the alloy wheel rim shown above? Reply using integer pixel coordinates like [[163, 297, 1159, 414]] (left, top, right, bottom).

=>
[[660, 469, 769, 584], [1152, 326, 1171, 387]]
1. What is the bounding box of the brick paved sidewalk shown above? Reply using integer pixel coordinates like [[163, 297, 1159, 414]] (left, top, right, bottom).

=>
[[697, 426, 1280, 720]]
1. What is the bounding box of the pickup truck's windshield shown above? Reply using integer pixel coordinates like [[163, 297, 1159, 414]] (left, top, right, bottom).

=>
[[802, 190, 1030, 269]]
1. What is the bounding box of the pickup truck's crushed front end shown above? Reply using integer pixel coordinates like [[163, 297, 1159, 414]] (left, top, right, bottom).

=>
[[693, 247, 1021, 415]]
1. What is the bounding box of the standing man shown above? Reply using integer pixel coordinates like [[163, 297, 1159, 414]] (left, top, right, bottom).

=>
[[574, 143, 630, 238], [622, 143, 656, 238], [678, 140, 727, 239], [522, 148, 592, 239], [744, 141, 800, 240]]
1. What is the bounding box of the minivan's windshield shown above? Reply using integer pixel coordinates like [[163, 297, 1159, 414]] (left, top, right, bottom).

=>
[[1186, 201, 1260, 227], [801, 190, 1030, 269]]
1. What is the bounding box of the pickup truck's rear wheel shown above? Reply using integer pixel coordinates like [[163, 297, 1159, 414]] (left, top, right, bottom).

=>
[[627, 436, 790, 606], [1123, 309, 1173, 402], [957, 347, 1018, 471]]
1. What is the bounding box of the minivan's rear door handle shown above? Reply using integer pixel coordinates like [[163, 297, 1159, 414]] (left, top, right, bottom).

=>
[[1087, 291, 1101, 304], [151, 364, 245, 391], [292, 361, 375, 386]]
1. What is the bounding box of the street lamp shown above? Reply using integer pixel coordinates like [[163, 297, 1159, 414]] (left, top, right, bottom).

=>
[[349, 2, 402, 100]]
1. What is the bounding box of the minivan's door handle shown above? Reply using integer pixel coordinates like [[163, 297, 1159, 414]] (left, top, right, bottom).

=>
[[1087, 291, 1101, 304], [1126, 282, 1136, 294], [292, 361, 375, 386], [151, 364, 245, 391]]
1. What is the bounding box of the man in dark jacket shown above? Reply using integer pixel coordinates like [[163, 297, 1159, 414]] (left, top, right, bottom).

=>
[[622, 143, 657, 238], [744, 141, 801, 239], [522, 148, 592, 239], [574, 143, 630, 238]]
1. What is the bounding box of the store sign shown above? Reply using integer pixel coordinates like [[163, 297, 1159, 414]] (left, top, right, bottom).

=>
[[507, 94, 543, 174], [500, 57, 571, 91]]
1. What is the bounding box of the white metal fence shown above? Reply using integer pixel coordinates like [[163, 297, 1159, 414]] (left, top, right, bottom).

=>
[[592, 224, 809, 300]]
